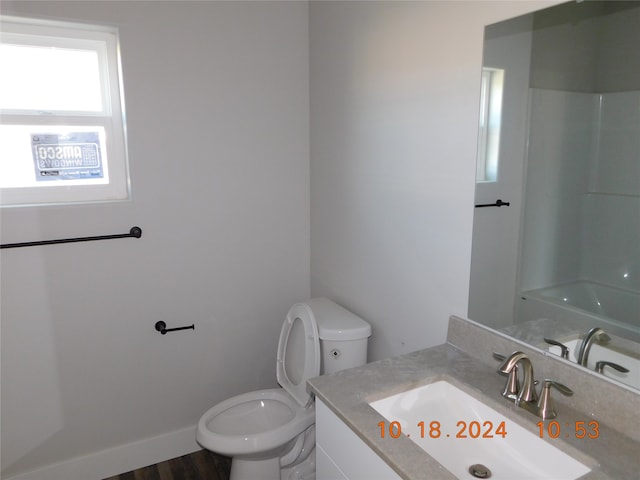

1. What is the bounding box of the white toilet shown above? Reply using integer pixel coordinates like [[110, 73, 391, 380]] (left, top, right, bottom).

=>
[[196, 298, 371, 480]]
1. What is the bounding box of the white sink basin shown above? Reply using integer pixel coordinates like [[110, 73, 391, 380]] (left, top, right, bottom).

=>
[[369, 380, 591, 480], [547, 338, 639, 389]]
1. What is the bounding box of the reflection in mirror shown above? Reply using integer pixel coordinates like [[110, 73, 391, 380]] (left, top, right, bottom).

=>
[[476, 67, 504, 183], [469, 1, 640, 391]]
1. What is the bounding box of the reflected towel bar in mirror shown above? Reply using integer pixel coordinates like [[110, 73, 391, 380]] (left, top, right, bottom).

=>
[[475, 199, 510, 208]]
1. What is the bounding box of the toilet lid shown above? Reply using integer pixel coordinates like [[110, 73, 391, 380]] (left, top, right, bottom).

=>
[[276, 302, 320, 407]]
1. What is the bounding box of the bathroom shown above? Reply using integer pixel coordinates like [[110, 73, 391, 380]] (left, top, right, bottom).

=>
[[0, 1, 638, 480]]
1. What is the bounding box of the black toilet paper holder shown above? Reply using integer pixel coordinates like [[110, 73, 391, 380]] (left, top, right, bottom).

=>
[[155, 321, 195, 335]]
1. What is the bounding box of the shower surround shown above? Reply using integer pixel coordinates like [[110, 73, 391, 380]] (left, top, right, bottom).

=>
[[518, 88, 640, 335]]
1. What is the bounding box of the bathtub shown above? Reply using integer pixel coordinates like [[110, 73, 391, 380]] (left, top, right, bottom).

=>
[[517, 280, 640, 342]]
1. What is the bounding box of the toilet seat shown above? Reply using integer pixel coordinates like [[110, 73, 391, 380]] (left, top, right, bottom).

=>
[[276, 302, 320, 407], [196, 388, 315, 456]]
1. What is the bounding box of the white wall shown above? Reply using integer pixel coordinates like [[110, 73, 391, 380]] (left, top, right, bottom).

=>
[[0, 1, 309, 478], [308, 1, 558, 361]]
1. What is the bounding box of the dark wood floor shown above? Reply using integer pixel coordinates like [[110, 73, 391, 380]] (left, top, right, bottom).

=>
[[102, 449, 231, 480]]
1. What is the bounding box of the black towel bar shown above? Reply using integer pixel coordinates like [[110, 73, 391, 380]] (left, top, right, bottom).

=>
[[0, 226, 142, 249]]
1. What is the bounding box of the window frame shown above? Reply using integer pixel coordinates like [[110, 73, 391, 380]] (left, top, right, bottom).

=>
[[476, 67, 504, 183], [0, 16, 130, 207]]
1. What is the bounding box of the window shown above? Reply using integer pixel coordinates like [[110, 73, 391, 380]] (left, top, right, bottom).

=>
[[476, 67, 504, 183], [0, 16, 129, 207]]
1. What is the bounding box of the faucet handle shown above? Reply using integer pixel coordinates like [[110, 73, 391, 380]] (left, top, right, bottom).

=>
[[595, 361, 629, 374], [544, 338, 570, 359], [537, 379, 573, 420]]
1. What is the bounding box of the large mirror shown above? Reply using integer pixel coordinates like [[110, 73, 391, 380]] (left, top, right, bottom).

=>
[[469, 1, 640, 391]]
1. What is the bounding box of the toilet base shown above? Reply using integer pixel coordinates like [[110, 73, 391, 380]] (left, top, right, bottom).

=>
[[228, 448, 316, 480], [230, 456, 280, 480], [281, 448, 315, 480]]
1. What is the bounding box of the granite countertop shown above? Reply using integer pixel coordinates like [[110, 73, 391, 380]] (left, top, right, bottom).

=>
[[308, 341, 640, 480]]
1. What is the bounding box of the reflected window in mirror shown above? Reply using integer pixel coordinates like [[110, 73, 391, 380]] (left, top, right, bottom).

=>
[[476, 67, 504, 183]]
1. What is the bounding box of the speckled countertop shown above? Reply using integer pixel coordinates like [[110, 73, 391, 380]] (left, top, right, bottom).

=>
[[308, 316, 640, 480]]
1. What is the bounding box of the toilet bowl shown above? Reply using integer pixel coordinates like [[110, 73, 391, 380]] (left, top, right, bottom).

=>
[[196, 298, 371, 480], [197, 388, 314, 458]]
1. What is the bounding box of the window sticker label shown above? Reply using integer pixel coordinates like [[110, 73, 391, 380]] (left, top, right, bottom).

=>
[[31, 132, 103, 181]]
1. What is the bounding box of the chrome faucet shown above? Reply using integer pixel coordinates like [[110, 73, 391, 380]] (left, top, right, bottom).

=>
[[497, 351, 573, 419], [498, 352, 537, 403], [576, 327, 610, 366]]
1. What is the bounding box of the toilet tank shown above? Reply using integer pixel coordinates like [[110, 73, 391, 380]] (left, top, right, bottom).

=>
[[307, 298, 372, 375]]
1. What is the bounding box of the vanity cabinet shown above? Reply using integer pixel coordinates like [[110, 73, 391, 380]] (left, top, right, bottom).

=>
[[316, 399, 400, 480]]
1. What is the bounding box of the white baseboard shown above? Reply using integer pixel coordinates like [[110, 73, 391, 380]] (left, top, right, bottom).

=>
[[3, 425, 202, 480]]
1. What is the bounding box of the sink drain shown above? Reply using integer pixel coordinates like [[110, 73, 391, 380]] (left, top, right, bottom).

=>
[[468, 464, 492, 478]]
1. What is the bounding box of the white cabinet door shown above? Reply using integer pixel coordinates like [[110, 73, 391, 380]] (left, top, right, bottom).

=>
[[316, 399, 400, 480], [316, 444, 349, 480]]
